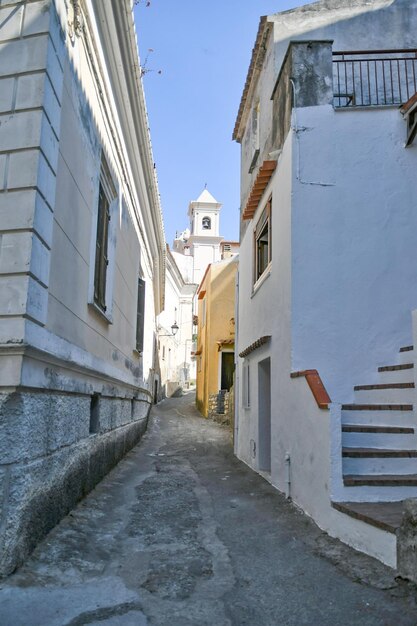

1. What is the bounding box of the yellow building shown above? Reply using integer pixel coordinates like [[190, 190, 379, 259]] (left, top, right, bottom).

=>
[[195, 257, 238, 418]]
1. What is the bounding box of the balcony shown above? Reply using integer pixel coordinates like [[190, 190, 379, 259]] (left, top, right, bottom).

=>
[[333, 49, 417, 108]]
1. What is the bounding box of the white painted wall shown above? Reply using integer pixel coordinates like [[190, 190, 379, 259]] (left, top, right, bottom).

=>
[[158, 251, 197, 392], [0, 0, 165, 398], [291, 104, 417, 402], [235, 0, 417, 566]]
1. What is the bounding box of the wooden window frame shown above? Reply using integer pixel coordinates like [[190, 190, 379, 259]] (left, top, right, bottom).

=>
[[136, 277, 146, 353], [93, 183, 111, 311], [253, 197, 272, 286], [91, 155, 117, 319]]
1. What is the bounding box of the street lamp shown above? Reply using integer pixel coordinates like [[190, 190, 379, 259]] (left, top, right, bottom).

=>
[[159, 321, 179, 337]]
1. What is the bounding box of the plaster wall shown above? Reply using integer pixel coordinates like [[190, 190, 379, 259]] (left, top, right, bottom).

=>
[[271, 0, 417, 74], [46, 7, 156, 389], [291, 104, 417, 402], [196, 259, 237, 417], [158, 254, 196, 391], [235, 125, 398, 566], [0, 0, 162, 575], [236, 132, 292, 472], [191, 242, 222, 285], [240, 32, 275, 218], [234, 0, 417, 569]]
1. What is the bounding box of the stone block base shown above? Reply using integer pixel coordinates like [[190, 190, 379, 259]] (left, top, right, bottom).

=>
[[0, 390, 151, 577], [397, 498, 417, 582]]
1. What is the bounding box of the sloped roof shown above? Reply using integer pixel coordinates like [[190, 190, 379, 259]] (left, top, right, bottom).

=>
[[195, 189, 219, 204]]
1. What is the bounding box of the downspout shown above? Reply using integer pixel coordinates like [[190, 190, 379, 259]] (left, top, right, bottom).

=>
[[285, 452, 291, 499], [234, 266, 240, 453]]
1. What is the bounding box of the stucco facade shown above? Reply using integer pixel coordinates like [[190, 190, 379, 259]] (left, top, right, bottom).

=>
[[0, 0, 165, 575], [234, 0, 417, 567], [157, 246, 197, 397], [196, 258, 238, 418]]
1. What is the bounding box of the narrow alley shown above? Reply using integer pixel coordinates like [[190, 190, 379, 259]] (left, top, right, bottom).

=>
[[1, 393, 417, 626]]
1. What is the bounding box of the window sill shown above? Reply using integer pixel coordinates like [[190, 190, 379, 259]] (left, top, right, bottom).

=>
[[252, 264, 271, 297], [88, 301, 113, 324]]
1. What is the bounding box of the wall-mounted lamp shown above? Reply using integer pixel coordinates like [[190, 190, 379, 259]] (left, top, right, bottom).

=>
[[159, 322, 179, 337]]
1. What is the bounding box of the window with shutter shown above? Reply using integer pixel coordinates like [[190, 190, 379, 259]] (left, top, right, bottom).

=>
[[136, 278, 146, 352], [93, 184, 110, 311], [254, 197, 272, 284]]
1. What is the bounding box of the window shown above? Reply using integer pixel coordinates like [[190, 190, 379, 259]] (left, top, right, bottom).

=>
[[249, 102, 260, 173], [202, 216, 211, 230], [90, 155, 117, 318], [254, 198, 271, 283], [136, 277, 146, 352], [89, 393, 100, 433], [93, 183, 110, 310]]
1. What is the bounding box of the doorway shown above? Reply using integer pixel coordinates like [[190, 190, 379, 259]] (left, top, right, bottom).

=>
[[221, 351, 234, 391], [258, 357, 271, 472]]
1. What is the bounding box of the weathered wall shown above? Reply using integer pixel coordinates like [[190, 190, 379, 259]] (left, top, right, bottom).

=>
[[0, 0, 161, 576], [234, 0, 417, 566], [0, 390, 150, 577], [291, 104, 417, 401], [271, 0, 417, 74]]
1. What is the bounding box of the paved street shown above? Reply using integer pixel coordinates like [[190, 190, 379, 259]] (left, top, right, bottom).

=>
[[1, 392, 417, 626]]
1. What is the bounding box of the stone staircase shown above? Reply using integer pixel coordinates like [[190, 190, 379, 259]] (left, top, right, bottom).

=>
[[340, 345, 417, 502]]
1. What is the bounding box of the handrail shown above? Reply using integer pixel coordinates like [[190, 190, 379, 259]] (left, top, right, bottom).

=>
[[334, 49, 417, 57], [290, 370, 331, 410]]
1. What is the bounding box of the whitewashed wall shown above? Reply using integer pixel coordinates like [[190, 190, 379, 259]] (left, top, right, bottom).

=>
[[291, 104, 417, 401]]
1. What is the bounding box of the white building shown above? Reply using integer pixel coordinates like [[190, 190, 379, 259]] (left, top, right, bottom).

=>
[[156, 246, 197, 397], [157, 189, 225, 393], [172, 189, 223, 286], [0, 0, 165, 575], [234, 0, 417, 569]]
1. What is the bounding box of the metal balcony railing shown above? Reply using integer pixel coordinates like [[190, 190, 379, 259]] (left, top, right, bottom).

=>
[[333, 49, 417, 108]]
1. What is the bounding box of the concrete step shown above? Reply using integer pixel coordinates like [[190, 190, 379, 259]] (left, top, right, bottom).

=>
[[344, 474, 417, 487], [342, 424, 416, 449], [341, 407, 415, 427], [378, 363, 414, 384], [342, 448, 417, 475], [337, 483, 417, 502], [398, 346, 414, 365], [331, 501, 404, 534], [353, 383, 415, 404]]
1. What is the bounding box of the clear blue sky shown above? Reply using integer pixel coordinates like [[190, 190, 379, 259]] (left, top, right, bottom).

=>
[[134, 1, 306, 245]]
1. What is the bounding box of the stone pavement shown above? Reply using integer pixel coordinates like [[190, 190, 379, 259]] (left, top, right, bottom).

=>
[[1, 392, 417, 626]]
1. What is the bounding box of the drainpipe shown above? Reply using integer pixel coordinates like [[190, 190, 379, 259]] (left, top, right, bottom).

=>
[[233, 268, 240, 452], [285, 452, 291, 499]]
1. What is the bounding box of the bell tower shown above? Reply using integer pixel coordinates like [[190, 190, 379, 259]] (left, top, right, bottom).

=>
[[187, 189, 223, 284]]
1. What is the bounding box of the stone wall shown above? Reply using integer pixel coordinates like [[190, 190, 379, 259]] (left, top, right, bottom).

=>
[[0, 389, 151, 577], [208, 389, 234, 426]]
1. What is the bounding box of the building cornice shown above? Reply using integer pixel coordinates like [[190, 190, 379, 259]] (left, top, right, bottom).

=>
[[92, 0, 166, 314], [233, 17, 273, 143]]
